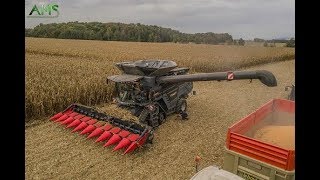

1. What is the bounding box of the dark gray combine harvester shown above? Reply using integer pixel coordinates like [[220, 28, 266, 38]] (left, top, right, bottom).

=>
[[107, 60, 277, 127], [50, 60, 277, 154]]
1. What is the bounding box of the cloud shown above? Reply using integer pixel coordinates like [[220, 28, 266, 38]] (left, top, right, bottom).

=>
[[25, 0, 294, 39]]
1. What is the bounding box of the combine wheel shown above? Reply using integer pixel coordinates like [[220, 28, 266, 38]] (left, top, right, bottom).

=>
[[158, 112, 165, 125], [148, 113, 160, 128], [139, 106, 162, 128], [176, 98, 187, 113], [176, 98, 189, 120], [139, 109, 149, 125]]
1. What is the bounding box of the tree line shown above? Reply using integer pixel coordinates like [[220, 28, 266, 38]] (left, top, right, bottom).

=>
[[254, 37, 295, 47], [25, 21, 235, 45]]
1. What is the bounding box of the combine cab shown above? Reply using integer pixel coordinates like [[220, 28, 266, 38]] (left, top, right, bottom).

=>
[[49, 60, 277, 154]]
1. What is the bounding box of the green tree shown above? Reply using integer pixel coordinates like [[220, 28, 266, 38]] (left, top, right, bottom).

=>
[[286, 38, 295, 47], [269, 42, 276, 47], [254, 38, 265, 42], [233, 40, 238, 45], [238, 38, 245, 46], [263, 41, 268, 47], [26, 21, 235, 44]]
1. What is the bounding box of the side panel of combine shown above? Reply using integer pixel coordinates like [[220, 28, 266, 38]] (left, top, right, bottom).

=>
[[161, 84, 180, 113], [177, 82, 193, 98], [160, 82, 192, 115]]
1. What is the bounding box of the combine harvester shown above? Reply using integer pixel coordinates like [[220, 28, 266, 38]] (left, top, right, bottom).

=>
[[50, 60, 277, 154]]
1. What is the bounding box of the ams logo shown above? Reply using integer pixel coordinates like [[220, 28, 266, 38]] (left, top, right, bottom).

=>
[[27, 3, 59, 18]]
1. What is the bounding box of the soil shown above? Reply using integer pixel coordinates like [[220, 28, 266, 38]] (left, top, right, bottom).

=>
[[26, 60, 295, 180]]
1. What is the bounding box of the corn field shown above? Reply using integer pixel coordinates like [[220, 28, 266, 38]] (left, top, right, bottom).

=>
[[25, 37, 295, 121]]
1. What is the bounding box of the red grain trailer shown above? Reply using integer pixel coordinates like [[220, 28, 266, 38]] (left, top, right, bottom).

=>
[[223, 99, 295, 180]]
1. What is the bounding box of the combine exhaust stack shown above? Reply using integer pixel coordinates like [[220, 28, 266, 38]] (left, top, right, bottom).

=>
[[49, 104, 153, 154]]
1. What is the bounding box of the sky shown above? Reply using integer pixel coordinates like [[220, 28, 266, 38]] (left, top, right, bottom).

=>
[[25, 0, 295, 40]]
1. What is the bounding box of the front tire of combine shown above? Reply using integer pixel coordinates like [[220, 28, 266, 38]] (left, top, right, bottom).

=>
[[147, 133, 154, 144], [139, 107, 161, 128], [139, 109, 149, 125]]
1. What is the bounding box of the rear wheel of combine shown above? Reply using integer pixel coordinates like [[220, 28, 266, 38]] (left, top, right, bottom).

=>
[[176, 98, 187, 113], [176, 98, 189, 120], [158, 112, 165, 125]]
